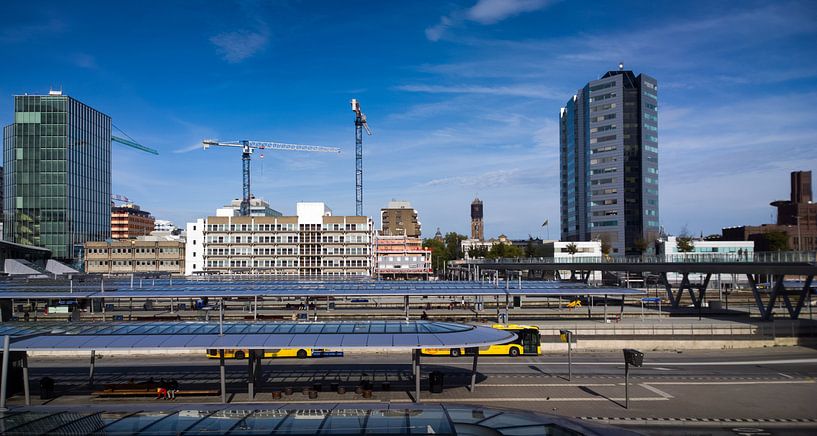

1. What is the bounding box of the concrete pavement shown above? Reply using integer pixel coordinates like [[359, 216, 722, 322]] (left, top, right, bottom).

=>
[[8, 347, 817, 433]]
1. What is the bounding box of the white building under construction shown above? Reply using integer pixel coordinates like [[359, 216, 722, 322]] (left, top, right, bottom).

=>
[[185, 202, 373, 277]]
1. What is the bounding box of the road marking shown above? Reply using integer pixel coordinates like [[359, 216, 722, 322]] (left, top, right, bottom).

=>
[[640, 383, 674, 399], [647, 380, 814, 386], [429, 397, 668, 402], [778, 372, 793, 379], [478, 383, 617, 387], [445, 358, 817, 366]]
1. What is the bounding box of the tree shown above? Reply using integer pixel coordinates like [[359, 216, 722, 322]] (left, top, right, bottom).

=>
[[676, 236, 694, 253], [565, 243, 579, 256], [596, 235, 612, 256], [486, 243, 524, 259], [443, 232, 467, 260], [762, 231, 790, 252], [468, 245, 488, 259], [633, 238, 648, 255], [422, 238, 447, 273]]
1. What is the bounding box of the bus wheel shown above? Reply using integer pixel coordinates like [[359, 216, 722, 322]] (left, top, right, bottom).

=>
[[450, 349, 461, 357], [234, 351, 245, 359], [297, 349, 308, 359], [509, 347, 520, 357]]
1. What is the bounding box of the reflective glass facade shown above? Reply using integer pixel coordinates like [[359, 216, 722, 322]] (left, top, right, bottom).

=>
[[3, 94, 111, 260], [560, 70, 659, 255]]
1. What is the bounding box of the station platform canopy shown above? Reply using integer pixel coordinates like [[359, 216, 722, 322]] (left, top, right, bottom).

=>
[[1, 320, 516, 352], [0, 403, 635, 435], [0, 279, 644, 300]]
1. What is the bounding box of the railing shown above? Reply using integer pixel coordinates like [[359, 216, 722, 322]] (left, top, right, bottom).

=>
[[538, 320, 817, 339], [458, 251, 817, 265]]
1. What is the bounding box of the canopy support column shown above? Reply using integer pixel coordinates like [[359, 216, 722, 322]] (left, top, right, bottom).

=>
[[254, 296, 258, 320], [89, 350, 96, 386], [414, 349, 421, 403], [470, 352, 479, 392], [0, 335, 9, 411], [22, 352, 29, 406], [219, 349, 227, 403], [248, 350, 255, 399], [404, 296, 410, 321]]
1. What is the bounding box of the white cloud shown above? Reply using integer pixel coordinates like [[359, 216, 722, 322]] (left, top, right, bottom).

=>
[[210, 28, 269, 63], [466, 0, 553, 24], [426, 0, 554, 41]]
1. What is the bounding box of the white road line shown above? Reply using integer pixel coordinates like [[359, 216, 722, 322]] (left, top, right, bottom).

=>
[[778, 372, 794, 379], [647, 380, 814, 386], [640, 383, 674, 399], [444, 358, 817, 366], [478, 383, 617, 387], [429, 397, 668, 402]]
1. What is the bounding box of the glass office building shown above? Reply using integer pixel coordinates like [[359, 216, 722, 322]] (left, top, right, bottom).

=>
[[560, 69, 659, 255], [3, 92, 111, 260]]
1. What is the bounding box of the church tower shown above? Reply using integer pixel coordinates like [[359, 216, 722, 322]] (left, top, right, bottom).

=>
[[470, 197, 484, 241]]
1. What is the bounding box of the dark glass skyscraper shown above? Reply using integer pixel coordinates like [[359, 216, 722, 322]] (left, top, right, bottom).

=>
[[559, 68, 659, 255], [3, 92, 111, 260]]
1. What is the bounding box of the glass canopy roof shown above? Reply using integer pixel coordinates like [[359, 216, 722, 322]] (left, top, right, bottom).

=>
[[0, 279, 644, 299], [0, 404, 635, 435], [3, 321, 516, 352]]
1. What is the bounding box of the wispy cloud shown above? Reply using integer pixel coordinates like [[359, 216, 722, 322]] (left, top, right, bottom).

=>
[[426, 0, 554, 41], [0, 17, 66, 43], [421, 168, 547, 188], [210, 2, 271, 63], [173, 143, 204, 154], [211, 28, 269, 63], [396, 83, 561, 99]]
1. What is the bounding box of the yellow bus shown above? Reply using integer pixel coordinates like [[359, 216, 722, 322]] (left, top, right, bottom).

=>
[[421, 324, 541, 357], [206, 348, 325, 359]]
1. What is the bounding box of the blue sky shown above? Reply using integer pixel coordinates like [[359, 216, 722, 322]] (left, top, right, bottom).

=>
[[1, 0, 816, 239]]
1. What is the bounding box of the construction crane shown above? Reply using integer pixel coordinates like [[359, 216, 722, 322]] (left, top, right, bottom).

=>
[[202, 139, 340, 216], [351, 99, 371, 216], [112, 124, 159, 155]]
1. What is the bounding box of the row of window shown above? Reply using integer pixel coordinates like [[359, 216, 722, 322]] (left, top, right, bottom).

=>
[[591, 145, 616, 154], [590, 134, 616, 144], [590, 81, 616, 92], [206, 223, 369, 232], [87, 260, 180, 266], [86, 247, 181, 254], [590, 103, 616, 113], [590, 167, 617, 175], [591, 188, 617, 195], [589, 92, 616, 103], [205, 259, 370, 268], [591, 113, 616, 123], [590, 156, 617, 165]]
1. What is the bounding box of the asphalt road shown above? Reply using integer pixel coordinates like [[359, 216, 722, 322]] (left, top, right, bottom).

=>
[[13, 347, 817, 435]]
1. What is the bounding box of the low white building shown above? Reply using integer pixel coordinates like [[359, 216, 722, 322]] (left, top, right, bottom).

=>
[[374, 235, 432, 280], [658, 236, 754, 259], [543, 241, 602, 259]]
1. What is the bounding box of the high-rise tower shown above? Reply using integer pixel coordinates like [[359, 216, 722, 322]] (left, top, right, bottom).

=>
[[470, 197, 484, 241], [3, 92, 112, 259], [559, 66, 659, 255]]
